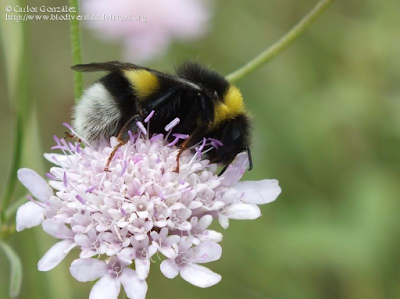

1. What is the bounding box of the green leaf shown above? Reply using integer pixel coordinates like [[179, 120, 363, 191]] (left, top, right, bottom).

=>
[[0, 240, 22, 298]]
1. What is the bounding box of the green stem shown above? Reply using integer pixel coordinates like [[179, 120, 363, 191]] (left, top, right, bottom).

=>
[[4, 194, 28, 224], [0, 115, 23, 223], [0, 0, 28, 225], [69, 0, 83, 102], [226, 0, 336, 83]]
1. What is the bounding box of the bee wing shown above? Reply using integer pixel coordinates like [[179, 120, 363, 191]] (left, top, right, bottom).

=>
[[72, 61, 203, 91], [71, 61, 158, 74]]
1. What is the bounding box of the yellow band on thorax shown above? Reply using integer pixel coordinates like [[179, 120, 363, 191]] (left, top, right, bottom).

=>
[[124, 70, 160, 100]]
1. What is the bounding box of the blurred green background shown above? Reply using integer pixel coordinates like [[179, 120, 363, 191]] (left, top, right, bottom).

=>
[[1, 0, 400, 298]]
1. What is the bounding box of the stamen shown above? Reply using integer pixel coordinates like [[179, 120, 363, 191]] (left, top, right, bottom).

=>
[[45, 173, 56, 180], [167, 133, 189, 147], [27, 195, 46, 208], [76, 195, 86, 204], [76, 143, 81, 153], [208, 138, 223, 148], [119, 160, 128, 177], [63, 172, 68, 188], [150, 133, 164, 142], [164, 187, 193, 199], [136, 121, 147, 135], [144, 110, 155, 123], [62, 122, 92, 148], [164, 118, 180, 132], [128, 131, 135, 143], [120, 208, 127, 216], [86, 185, 97, 193]]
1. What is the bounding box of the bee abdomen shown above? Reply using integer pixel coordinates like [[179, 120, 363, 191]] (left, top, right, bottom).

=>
[[72, 82, 122, 142]]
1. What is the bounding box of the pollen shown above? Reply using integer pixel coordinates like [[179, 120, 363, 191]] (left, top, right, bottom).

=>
[[124, 69, 160, 100]]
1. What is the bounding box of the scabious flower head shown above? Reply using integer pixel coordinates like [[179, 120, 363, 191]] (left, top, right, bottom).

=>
[[16, 116, 281, 299], [82, 0, 212, 62]]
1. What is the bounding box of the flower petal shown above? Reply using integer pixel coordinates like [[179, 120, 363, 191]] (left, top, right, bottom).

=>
[[233, 179, 281, 204], [220, 152, 249, 186], [42, 219, 74, 239], [70, 258, 108, 282], [120, 268, 148, 299], [38, 239, 75, 271], [17, 168, 53, 202], [218, 214, 229, 229], [180, 263, 221, 288], [43, 153, 69, 166], [135, 258, 150, 280], [190, 241, 222, 264], [16, 201, 44, 231], [89, 275, 121, 299], [160, 259, 179, 279], [224, 203, 261, 220]]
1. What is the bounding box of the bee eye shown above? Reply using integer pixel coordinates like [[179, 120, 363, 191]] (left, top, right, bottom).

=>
[[213, 90, 219, 99]]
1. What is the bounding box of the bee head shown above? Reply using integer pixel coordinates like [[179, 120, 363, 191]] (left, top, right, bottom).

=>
[[208, 114, 251, 167]]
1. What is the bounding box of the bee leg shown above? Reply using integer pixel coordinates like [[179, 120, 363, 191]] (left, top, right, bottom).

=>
[[104, 142, 125, 172], [104, 114, 144, 172], [173, 125, 209, 173], [174, 137, 192, 173], [246, 145, 253, 171], [64, 132, 81, 143]]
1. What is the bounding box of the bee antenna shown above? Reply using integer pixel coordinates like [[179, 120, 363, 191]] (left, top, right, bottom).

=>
[[246, 146, 253, 171]]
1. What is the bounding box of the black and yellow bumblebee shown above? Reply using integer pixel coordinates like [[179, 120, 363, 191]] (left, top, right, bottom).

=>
[[71, 61, 252, 171]]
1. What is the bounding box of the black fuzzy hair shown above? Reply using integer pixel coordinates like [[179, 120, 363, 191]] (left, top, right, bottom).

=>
[[175, 62, 230, 98]]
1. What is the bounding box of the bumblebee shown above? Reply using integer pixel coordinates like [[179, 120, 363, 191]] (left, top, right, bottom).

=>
[[71, 61, 252, 171]]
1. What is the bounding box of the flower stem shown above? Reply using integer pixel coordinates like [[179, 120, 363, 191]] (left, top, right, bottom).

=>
[[226, 0, 336, 83], [0, 115, 23, 223], [69, 0, 83, 102], [0, 0, 28, 225]]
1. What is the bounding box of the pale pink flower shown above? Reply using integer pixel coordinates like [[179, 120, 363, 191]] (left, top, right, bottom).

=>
[[82, 0, 212, 62], [70, 257, 147, 299], [16, 115, 281, 298], [160, 239, 222, 288]]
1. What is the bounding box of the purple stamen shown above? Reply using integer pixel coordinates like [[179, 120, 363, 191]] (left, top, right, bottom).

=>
[[63, 172, 68, 188], [197, 138, 207, 156], [128, 131, 135, 143], [172, 133, 189, 139], [120, 208, 127, 216], [167, 136, 180, 147], [86, 185, 97, 193], [76, 143, 81, 153], [136, 121, 147, 135], [76, 195, 86, 204], [45, 173, 56, 180], [53, 135, 61, 145], [68, 142, 75, 151], [179, 187, 192, 193], [27, 195, 46, 208], [62, 122, 73, 131], [133, 155, 142, 164], [60, 138, 69, 147], [167, 133, 189, 146], [120, 160, 128, 177], [150, 133, 164, 142], [51, 155, 60, 164], [164, 118, 180, 132], [208, 138, 223, 148], [144, 110, 155, 123]]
